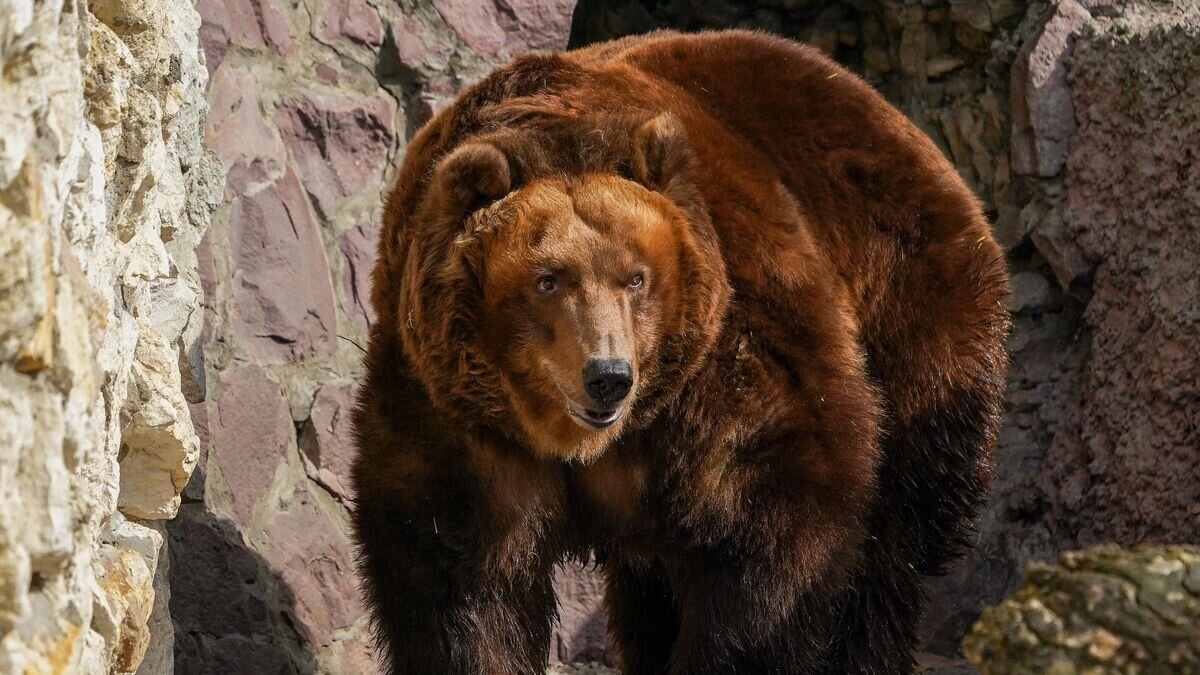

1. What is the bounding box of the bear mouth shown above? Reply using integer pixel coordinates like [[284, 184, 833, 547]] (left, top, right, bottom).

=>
[[567, 402, 624, 430], [552, 378, 627, 431]]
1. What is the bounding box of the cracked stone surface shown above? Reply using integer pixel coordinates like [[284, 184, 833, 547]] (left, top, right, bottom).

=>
[[6, 0, 1196, 672], [0, 0, 219, 670]]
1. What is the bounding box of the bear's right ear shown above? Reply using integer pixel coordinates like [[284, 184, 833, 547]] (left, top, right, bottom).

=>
[[430, 142, 512, 219], [631, 113, 693, 196]]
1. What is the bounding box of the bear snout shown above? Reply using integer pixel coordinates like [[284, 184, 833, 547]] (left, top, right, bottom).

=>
[[582, 357, 633, 407]]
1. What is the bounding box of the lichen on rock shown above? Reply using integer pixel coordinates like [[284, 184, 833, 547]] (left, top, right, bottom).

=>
[[964, 545, 1200, 673]]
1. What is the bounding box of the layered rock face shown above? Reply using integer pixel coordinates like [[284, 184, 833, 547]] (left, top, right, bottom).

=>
[[961, 7, 1200, 668], [0, 0, 219, 672], [1037, 0, 1200, 552]]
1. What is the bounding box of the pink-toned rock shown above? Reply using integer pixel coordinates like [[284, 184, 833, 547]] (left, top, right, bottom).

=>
[[189, 400, 210, 472], [197, 0, 294, 71], [196, 230, 217, 346], [208, 0, 294, 55], [196, 0, 231, 76], [339, 635, 379, 674], [1010, 0, 1092, 177], [432, 0, 575, 57], [389, 12, 451, 72], [299, 384, 358, 499], [431, 0, 505, 55], [1042, 3, 1200, 548], [274, 91, 396, 214], [253, 0, 295, 55], [208, 365, 292, 526], [551, 562, 612, 664], [313, 63, 342, 85], [408, 76, 460, 130], [262, 487, 362, 647], [223, 0, 267, 49], [227, 168, 337, 363], [316, 0, 382, 46], [204, 66, 286, 198], [338, 222, 378, 332]]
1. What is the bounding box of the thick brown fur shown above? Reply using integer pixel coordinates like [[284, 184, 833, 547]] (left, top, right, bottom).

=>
[[352, 29, 1009, 675]]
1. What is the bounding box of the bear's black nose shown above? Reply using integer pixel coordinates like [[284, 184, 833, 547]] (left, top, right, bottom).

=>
[[583, 358, 632, 407]]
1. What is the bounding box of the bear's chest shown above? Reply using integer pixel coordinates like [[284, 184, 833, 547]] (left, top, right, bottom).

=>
[[568, 451, 649, 527], [565, 329, 788, 548], [566, 449, 688, 554]]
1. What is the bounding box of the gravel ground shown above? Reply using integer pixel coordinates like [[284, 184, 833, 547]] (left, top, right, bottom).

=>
[[546, 654, 975, 674], [547, 663, 616, 675]]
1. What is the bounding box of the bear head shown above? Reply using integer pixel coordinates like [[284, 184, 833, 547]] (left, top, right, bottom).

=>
[[394, 113, 731, 462]]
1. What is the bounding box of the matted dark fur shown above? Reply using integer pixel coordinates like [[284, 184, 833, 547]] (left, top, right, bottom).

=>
[[352, 30, 1010, 675]]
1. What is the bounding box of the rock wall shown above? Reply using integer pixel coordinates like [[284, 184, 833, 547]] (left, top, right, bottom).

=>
[[6, 0, 1189, 672], [950, 0, 1199, 655], [959, 2, 1200, 660], [0, 0, 219, 672], [1038, 0, 1200, 550]]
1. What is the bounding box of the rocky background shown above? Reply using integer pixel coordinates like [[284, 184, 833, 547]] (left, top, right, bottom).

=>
[[1, 0, 220, 672], [3, 0, 1197, 673]]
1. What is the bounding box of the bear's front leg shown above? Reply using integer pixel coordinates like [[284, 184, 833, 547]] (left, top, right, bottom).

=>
[[662, 378, 882, 673], [352, 435, 567, 675], [664, 552, 847, 675], [603, 557, 681, 675], [354, 487, 560, 674]]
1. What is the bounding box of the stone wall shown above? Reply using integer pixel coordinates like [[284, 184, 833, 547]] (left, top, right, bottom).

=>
[[0, 0, 219, 672], [946, 0, 1199, 658], [1037, 0, 1199, 551]]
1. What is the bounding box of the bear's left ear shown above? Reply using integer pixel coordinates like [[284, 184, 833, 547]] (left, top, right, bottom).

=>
[[631, 113, 693, 195]]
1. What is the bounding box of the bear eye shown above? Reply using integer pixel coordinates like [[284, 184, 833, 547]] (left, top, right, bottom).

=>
[[627, 273, 645, 290], [535, 275, 557, 294]]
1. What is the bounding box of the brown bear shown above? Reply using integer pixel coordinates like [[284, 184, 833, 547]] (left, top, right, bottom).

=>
[[351, 29, 1009, 675]]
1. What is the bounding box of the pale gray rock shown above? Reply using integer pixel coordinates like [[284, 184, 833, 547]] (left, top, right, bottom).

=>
[[0, 0, 218, 670]]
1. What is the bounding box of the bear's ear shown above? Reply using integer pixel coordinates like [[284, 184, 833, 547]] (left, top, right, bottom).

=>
[[431, 142, 512, 218], [631, 113, 692, 194]]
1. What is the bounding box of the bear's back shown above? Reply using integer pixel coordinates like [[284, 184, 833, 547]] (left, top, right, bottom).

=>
[[567, 30, 987, 278]]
